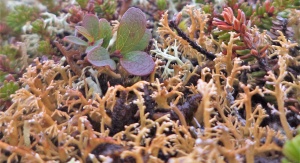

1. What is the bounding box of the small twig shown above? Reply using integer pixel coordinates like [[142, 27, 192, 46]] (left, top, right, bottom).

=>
[[54, 41, 82, 76], [168, 20, 216, 60]]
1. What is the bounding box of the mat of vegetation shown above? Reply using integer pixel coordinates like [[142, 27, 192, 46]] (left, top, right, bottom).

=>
[[0, 0, 300, 162]]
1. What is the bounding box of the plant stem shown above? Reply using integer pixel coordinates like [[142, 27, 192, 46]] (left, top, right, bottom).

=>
[[168, 20, 216, 60]]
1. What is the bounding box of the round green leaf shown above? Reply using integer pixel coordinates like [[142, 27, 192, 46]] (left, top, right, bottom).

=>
[[131, 29, 151, 51], [120, 51, 155, 76], [99, 18, 112, 48], [82, 14, 101, 40], [87, 44, 116, 70], [116, 7, 146, 54]]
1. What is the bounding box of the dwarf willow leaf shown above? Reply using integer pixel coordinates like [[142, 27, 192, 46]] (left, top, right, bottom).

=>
[[131, 29, 151, 51], [85, 39, 103, 53], [87, 44, 116, 70], [120, 51, 155, 76], [116, 7, 146, 54], [63, 36, 88, 46], [75, 26, 94, 43], [82, 14, 101, 40], [99, 19, 112, 48]]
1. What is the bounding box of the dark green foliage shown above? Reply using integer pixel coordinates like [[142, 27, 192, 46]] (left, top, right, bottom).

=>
[[239, 3, 253, 18], [32, 19, 46, 35], [38, 40, 52, 55], [0, 45, 19, 60], [76, 0, 89, 9], [0, 81, 19, 101], [94, 0, 117, 20], [38, 0, 58, 13], [6, 5, 39, 33], [273, 0, 300, 10], [156, 0, 167, 10]]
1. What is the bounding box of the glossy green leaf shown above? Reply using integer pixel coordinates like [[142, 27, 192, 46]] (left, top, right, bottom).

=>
[[218, 33, 230, 40], [116, 7, 146, 54], [283, 135, 300, 163], [99, 18, 112, 48], [63, 36, 88, 46], [131, 29, 151, 51], [82, 14, 101, 40], [236, 49, 250, 55], [75, 26, 94, 43], [120, 51, 154, 76], [87, 44, 116, 70]]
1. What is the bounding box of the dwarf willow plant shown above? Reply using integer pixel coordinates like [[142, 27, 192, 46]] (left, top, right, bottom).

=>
[[64, 7, 155, 76]]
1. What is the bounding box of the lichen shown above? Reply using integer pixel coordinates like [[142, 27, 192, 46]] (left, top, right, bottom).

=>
[[0, 0, 300, 162]]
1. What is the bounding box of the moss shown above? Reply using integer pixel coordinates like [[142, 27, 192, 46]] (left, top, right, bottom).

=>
[[6, 5, 39, 33]]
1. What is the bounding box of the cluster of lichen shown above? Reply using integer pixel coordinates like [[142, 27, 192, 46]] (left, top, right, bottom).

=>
[[0, 0, 299, 162]]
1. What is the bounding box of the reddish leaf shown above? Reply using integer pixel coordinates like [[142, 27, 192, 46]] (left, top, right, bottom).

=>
[[85, 39, 103, 53], [63, 36, 88, 46], [87, 44, 116, 70], [120, 51, 155, 76]]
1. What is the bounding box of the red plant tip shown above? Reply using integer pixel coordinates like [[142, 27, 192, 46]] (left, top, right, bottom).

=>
[[233, 4, 239, 10], [233, 19, 241, 31], [264, 0, 271, 12], [223, 12, 233, 24], [250, 49, 258, 56], [240, 24, 247, 34], [217, 25, 233, 30], [268, 6, 275, 14], [237, 9, 246, 24], [212, 18, 227, 26]]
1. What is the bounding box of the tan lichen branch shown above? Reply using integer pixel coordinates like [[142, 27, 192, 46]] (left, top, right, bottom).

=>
[[94, 93, 112, 131], [221, 31, 240, 75], [232, 84, 263, 136], [263, 56, 293, 139], [196, 78, 217, 129], [271, 30, 298, 61], [170, 96, 187, 129], [226, 58, 250, 89], [151, 78, 183, 109], [184, 5, 210, 48], [0, 141, 44, 162]]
